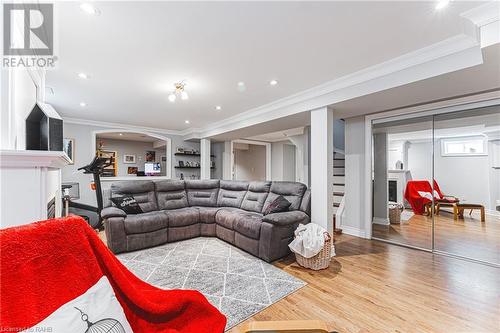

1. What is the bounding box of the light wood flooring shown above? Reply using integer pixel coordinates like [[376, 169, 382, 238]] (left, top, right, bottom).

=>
[[99, 230, 500, 333], [230, 234, 500, 333], [372, 210, 500, 264]]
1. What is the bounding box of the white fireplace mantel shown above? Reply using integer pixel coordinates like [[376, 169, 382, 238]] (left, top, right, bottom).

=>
[[0, 150, 70, 228]]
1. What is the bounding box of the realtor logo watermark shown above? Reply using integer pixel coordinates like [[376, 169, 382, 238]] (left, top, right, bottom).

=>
[[3, 3, 57, 68]]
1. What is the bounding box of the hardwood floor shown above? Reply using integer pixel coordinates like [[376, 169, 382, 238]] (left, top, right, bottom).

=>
[[99, 230, 499, 332], [372, 209, 500, 264], [229, 235, 500, 333]]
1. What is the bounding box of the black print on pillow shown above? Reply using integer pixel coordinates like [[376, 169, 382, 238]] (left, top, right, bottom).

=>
[[75, 307, 126, 333], [110, 196, 143, 214]]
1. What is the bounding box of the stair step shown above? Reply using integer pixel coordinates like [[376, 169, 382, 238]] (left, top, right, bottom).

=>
[[333, 202, 340, 208], [333, 191, 345, 196], [333, 185, 344, 192], [333, 173, 345, 176], [333, 183, 345, 186]]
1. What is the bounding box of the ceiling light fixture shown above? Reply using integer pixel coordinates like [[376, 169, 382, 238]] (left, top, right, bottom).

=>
[[80, 3, 101, 15], [435, 0, 450, 10], [119, 133, 123, 136], [79, 102, 87, 107], [269, 79, 278, 86], [168, 81, 189, 103], [185, 120, 190, 124], [78, 72, 89, 79], [215, 106, 222, 111]]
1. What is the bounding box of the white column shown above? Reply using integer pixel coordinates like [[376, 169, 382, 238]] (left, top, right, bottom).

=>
[[310, 107, 334, 233], [222, 141, 232, 180], [200, 138, 211, 180]]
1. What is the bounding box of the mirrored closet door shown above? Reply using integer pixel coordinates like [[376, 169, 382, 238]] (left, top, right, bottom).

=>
[[371, 104, 500, 266]]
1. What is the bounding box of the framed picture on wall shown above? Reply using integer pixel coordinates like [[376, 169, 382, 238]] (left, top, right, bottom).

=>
[[127, 167, 138, 174], [123, 154, 136, 164], [63, 138, 74, 165], [145, 151, 156, 162]]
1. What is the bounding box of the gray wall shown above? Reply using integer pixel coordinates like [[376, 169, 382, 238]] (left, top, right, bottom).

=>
[[62, 122, 205, 205], [234, 144, 266, 181], [96, 138, 166, 176]]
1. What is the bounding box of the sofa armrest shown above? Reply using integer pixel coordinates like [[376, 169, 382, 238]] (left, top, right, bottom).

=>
[[262, 210, 309, 226], [101, 207, 127, 219]]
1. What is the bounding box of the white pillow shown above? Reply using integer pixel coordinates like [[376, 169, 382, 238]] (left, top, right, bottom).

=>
[[22, 276, 133, 333]]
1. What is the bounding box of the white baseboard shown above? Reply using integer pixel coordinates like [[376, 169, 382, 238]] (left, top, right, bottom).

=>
[[372, 217, 390, 225], [340, 225, 367, 238]]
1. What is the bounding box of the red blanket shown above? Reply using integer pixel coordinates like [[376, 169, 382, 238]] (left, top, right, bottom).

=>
[[0, 216, 226, 332], [404, 180, 435, 215]]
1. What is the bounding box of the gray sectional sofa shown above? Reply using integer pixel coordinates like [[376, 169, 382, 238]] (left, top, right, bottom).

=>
[[101, 179, 311, 262]]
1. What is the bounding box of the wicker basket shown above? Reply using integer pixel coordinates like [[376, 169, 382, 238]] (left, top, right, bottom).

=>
[[295, 232, 332, 270], [389, 203, 403, 224]]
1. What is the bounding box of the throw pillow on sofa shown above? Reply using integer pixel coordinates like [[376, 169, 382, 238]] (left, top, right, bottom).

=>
[[21, 276, 133, 333], [263, 195, 291, 215], [111, 196, 143, 214]]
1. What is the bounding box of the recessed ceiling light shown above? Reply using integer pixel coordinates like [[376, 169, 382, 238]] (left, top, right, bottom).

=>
[[80, 3, 101, 15], [185, 120, 190, 124], [79, 102, 87, 107], [435, 0, 450, 10], [269, 79, 278, 86], [78, 72, 89, 79], [237, 81, 246, 92], [119, 133, 123, 136], [215, 106, 222, 111]]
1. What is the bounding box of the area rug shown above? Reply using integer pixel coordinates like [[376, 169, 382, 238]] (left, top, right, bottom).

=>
[[116, 237, 306, 330]]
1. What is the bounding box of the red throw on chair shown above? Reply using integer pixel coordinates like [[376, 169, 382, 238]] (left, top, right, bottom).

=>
[[0, 216, 226, 332], [404, 180, 434, 215]]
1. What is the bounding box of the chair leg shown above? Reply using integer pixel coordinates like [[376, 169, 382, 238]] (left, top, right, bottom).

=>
[[453, 204, 458, 220], [480, 207, 485, 222]]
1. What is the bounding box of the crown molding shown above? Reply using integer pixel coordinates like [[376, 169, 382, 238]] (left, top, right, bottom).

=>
[[63, 117, 186, 136], [461, 1, 500, 27], [185, 29, 481, 140]]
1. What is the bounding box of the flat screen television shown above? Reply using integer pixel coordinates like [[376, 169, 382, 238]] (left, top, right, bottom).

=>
[[144, 162, 161, 176]]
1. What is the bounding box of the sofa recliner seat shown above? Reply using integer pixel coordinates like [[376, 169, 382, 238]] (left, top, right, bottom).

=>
[[102, 179, 311, 262]]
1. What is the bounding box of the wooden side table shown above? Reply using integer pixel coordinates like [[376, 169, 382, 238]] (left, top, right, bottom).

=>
[[453, 203, 485, 222]]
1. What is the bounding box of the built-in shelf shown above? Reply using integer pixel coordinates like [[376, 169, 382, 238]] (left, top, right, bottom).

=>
[[174, 152, 215, 157], [175, 166, 215, 169]]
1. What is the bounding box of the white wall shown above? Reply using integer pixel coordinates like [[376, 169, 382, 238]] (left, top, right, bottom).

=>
[[343, 116, 367, 237], [282, 144, 296, 181], [271, 140, 298, 181], [407, 139, 492, 209], [1, 69, 37, 150], [234, 144, 266, 181]]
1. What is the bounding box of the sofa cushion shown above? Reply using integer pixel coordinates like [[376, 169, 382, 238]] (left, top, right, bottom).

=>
[[263, 181, 307, 212], [165, 207, 200, 227], [262, 210, 310, 226], [185, 180, 220, 207], [193, 206, 222, 224], [111, 181, 158, 213], [110, 196, 143, 214], [300, 189, 311, 215], [214, 208, 244, 230], [233, 212, 263, 240], [217, 180, 249, 208], [124, 211, 168, 234], [155, 180, 188, 210], [240, 181, 271, 213]]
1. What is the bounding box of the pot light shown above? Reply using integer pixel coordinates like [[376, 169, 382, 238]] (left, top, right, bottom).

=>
[[435, 0, 450, 10], [80, 3, 101, 15], [79, 102, 87, 107], [77, 72, 89, 79], [181, 90, 189, 100], [168, 93, 176, 102], [269, 79, 278, 86], [215, 105, 222, 111], [237, 81, 246, 92], [119, 133, 123, 136], [185, 120, 190, 124]]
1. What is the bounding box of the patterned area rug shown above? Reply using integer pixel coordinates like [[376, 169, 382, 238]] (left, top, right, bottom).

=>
[[116, 237, 306, 330]]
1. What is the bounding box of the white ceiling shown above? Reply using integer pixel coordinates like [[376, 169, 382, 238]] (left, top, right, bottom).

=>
[[46, 1, 486, 131], [96, 132, 160, 142]]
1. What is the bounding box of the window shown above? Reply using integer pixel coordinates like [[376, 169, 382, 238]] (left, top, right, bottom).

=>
[[440, 136, 487, 156]]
